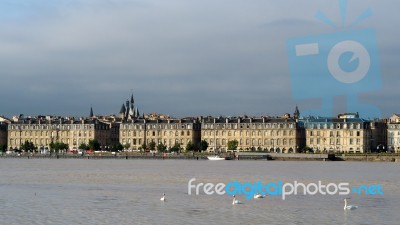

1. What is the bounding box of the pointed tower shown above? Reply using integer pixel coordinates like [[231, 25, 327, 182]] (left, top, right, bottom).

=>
[[128, 106, 134, 120], [136, 108, 140, 119], [294, 105, 300, 119], [90, 106, 94, 118], [129, 93, 135, 118], [125, 100, 130, 119], [120, 104, 126, 120]]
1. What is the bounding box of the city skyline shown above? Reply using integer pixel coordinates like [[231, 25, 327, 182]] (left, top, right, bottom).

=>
[[0, 1, 399, 118]]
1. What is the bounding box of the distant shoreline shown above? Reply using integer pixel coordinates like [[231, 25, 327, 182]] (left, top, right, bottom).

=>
[[1, 153, 399, 162]]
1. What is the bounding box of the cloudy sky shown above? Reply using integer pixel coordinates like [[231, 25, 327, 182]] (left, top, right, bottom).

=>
[[0, 0, 398, 119]]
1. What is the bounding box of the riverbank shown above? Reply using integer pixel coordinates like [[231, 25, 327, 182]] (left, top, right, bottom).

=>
[[1, 153, 399, 162], [336, 154, 400, 162]]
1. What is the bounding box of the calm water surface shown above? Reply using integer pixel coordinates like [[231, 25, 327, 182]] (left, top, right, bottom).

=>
[[0, 159, 399, 225]]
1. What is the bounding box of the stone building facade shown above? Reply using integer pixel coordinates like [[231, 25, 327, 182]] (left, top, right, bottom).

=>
[[119, 118, 201, 151], [387, 114, 400, 153], [0, 122, 7, 147], [200, 115, 304, 153], [300, 114, 372, 153], [370, 120, 387, 152], [7, 116, 111, 151]]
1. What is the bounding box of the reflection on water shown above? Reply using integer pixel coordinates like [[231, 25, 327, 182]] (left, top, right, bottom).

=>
[[0, 159, 399, 225]]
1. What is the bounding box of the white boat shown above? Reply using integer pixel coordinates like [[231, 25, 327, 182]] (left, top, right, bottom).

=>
[[207, 155, 226, 161]]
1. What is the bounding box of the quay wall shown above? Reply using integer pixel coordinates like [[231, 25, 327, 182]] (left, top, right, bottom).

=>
[[337, 154, 400, 162]]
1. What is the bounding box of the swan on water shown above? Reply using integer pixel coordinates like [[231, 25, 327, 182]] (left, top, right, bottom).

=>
[[160, 193, 166, 201], [343, 198, 358, 210], [253, 193, 265, 199], [232, 195, 242, 205]]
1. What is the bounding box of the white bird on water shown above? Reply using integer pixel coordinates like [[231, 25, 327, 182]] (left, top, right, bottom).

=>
[[253, 193, 265, 199], [232, 195, 242, 205], [160, 193, 166, 201], [343, 198, 358, 210]]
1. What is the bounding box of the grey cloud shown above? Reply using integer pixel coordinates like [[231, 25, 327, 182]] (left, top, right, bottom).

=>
[[0, 0, 399, 118]]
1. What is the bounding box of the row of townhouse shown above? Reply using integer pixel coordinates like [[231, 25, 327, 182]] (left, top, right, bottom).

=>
[[1, 111, 399, 153], [118, 118, 201, 150], [200, 116, 304, 153], [5, 115, 111, 151]]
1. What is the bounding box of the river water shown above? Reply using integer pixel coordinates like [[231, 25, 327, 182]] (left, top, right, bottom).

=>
[[0, 158, 399, 225]]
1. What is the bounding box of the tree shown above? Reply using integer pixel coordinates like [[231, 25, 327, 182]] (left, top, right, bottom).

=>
[[49, 141, 69, 152], [21, 140, 36, 152], [157, 143, 167, 152], [123, 143, 131, 150], [88, 139, 101, 150], [227, 140, 238, 151], [0, 144, 7, 153], [198, 140, 208, 152], [79, 143, 89, 150], [115, 143, 124, 151], [149, 141, 156, 151], [170, 143, 181, 152], [302, 146, 313, 153], [186, 141, 194, 151], [141, 143, 147, 151]]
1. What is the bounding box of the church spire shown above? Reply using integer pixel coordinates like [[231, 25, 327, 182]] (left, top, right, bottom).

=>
[[90, 106, 94, 117], [294, 105, 300, 119], [119, 104, 126, 114]]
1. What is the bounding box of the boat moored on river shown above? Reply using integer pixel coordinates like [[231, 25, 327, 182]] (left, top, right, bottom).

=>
[[207, 155, 226, 160]]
